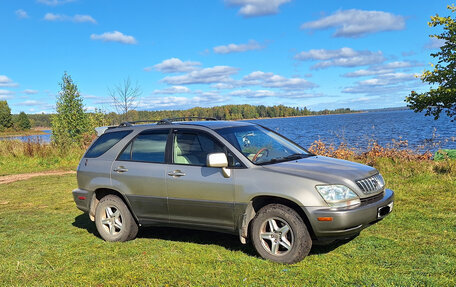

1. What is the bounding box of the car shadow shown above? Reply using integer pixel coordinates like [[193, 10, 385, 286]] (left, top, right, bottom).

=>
[[72, 213, 100, 237], [309, 235, 358, 255], [72, 214, 355, 259], [138, 226, 258, 256]]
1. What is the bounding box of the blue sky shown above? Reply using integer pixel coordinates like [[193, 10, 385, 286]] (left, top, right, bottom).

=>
[[0, 0, 449, 114]]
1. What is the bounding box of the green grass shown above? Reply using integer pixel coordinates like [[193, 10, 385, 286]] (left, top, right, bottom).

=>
[[0, 160, 455, 286], [0, 140, 83, 176], [0, 155, 80, 176]]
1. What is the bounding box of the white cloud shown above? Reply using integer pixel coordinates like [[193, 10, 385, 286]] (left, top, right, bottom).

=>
[[90, 31, 137, 44], [301, 9, 405, 38], [153, 86, 191, 95], [81, 93, 98, 99], [147, 58, 201, 73], [142, 94, 226, 109], [44, 13, 97, 23], [343, 61, 423, 77], [85, 106, 97, 112], [229, 89, 276, 98], [228, 89, 321, 99], [37, 0, 76, 6], [356, 73, 418, 86], [241, 71, 317, 89], [213, 40, 265, 54], [18, 100, 42, 106], [23, 89, 39, 95], [342, 73, 420, 95], [211, 83, 236, 90], [0, 75, 19, 87], [15, 9, 29, 19], [0, 89, 15, 99], [225, 0, 291, 17], [425, 38, 446, 49], [162, 66, 239, 85], [295, 47, 384, 69]]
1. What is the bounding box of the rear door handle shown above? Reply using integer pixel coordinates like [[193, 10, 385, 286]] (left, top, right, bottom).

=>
[[113, 166, 128, 173], [167, 170, 186, 177]]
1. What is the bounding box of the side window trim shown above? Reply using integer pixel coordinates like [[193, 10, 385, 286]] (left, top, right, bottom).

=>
[[116, 128, 171, 163], [171, 128, 246, 168]]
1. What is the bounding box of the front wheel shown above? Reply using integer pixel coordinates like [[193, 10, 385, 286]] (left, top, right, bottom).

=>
[[95, 195, 138, 242], [250, 204, 312, 264]]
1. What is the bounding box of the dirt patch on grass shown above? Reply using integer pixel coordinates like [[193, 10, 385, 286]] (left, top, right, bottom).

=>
[[0, 170, 76, 185]]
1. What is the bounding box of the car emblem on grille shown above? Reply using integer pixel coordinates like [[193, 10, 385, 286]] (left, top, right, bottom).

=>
[[371, 178, 378, 188]]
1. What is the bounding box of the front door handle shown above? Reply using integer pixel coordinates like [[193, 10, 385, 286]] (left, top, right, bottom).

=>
[[168, 170, 186, 177], [113, 166, 128, 173]]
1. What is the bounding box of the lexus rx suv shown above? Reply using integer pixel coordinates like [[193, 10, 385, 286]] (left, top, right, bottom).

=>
[[73, 117, 394, 264]]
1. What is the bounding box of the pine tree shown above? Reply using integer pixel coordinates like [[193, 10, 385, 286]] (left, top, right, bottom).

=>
[[16, 111, 31, 130], [0, 100, 13, 131], [51, 72, 90, 147]]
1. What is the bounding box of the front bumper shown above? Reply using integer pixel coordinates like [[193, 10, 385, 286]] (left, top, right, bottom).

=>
[[305, 188, 394, 241], [72, 188, 91, 213]]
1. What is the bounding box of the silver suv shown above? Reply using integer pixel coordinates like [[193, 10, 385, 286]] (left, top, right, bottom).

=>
[[73, 117, 394, 264]]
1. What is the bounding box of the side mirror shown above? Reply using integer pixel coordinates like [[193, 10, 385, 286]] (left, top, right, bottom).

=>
[[207, 153, 228, 168], [207, 153, 231, 178]]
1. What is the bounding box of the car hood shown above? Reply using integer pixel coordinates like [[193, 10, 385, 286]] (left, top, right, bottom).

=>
[[261, 155, 377, 184]]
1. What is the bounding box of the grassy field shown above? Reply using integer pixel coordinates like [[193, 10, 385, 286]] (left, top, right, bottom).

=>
[[0, 140, 82, 176], [0, 159, 455, 286]]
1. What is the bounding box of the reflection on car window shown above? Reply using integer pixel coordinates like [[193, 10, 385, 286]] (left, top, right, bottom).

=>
[[173, 132, 224, 166], [119, 131, 168, 163], [216, 125, 309, 164], [85, 130, 132, 158]]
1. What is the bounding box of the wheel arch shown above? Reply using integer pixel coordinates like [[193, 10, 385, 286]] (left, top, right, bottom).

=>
[[240, 195, 316, 243], [90, 188, 139, 224]]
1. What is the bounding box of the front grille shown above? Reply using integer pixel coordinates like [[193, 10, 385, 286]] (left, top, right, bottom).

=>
[[360, 191, 384, 206], [356, 174, 384, 195]]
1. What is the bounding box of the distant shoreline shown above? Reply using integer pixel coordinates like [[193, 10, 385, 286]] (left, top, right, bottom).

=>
[[0, 128, 49, 138], [241, 111, 366, 121]]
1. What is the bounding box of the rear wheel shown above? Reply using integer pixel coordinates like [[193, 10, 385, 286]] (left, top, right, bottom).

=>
[[250, 204, 312, 264], [95, 195, 138, 242]]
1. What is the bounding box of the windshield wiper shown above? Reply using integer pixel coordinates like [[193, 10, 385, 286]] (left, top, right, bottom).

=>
[[256, 153, 312, 165]]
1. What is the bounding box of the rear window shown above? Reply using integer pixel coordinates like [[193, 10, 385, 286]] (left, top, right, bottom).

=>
[[85, 130, 132, 158]]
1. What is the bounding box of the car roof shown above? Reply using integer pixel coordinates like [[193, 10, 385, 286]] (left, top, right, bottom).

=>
[[178, 120, 255, 129], [101, 120, 256, 135]]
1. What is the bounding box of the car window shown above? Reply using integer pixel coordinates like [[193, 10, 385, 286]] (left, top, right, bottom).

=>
[[216, 125, 309, 164], [119, 130, 168, 163], [173, 131, 242, 167], [85, 130, 132, 158]]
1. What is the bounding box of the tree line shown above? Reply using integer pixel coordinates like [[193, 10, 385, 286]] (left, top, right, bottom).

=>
[[1, 103, 354, 130], [101, 105, 353, 125], [0, 101, 31, 132]]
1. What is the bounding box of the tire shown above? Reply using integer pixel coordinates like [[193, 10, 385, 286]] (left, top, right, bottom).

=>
[[95, 195, 138, 242], [250, 204, 312, 264]]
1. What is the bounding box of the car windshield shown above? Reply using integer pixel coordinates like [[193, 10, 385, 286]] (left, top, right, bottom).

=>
[[216, 125, 313, 165]]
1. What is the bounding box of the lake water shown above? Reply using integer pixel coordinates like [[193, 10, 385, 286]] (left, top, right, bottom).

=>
[[249, 110, 456, 152], [0, 130, 52, 143], [2, 110, 455, 152]]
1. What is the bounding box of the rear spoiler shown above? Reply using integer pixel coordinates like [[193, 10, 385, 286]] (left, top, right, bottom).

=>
[[94, 126, 116, 136]]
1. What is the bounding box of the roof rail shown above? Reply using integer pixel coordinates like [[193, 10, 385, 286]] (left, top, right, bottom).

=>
[[157, 116, 218, 125], [118, 120, 159, 127], [116, 117, 218, 128]]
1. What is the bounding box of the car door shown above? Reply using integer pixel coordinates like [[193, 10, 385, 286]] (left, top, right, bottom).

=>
[[166, 128, 235, 231], [111, 129, 170, 223]]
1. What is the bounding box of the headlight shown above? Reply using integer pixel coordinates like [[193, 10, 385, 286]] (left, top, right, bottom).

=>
[[316, 185, 360, 208]]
